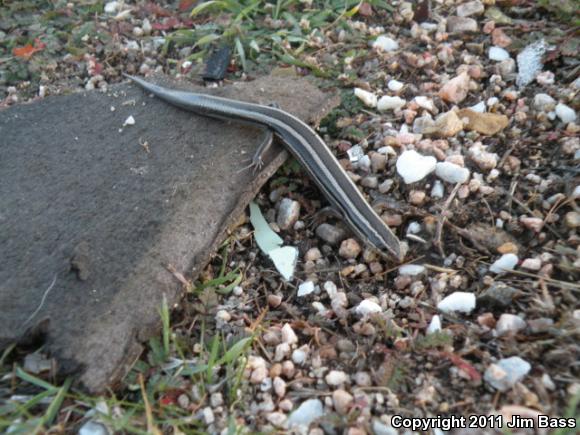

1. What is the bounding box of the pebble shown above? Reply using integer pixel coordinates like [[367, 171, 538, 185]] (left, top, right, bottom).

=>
[[435, 162, 470, 184], [497, 58, 516, 78], [277, 198, 301, 230], [104, 1, 121, 13], [533, 93, 556, 111], [458, 109, 509, 135], [457, 0, 484, 17], [492, 28, 512, 47], [409, 190, 426, 205], [287, 399, 324, 428], [399, 264, 425, 276], [469, 144, 498, 170], [266, 412, 287, 428], [446, 16, 478, 33], [347, 144, 365, 162], [215, 310, 231, 322], [489, 253, 518, 274], [439, 72, 470, 104], [202, 407, 215, 424], [521, 258, 541, 271], [273, 376, 286, 397], [378, 179, 394, 193], [373, 420, 398, 435], [489, 46, 510, 61], [477, 283, 517, 308], [123, 115, 135, 127], [516, 39, 546, 88], [470, 101, 486, 113], [564, 211, 580, 228], [388, 79, 404, 92], [332, 389, 354, 415], [428, 110, 464, 137], [484, 357, 531, 392], [373, 35, 399, 52], [250, 366, 268, 384], [79, 421, 108, 435], [268, 294, 282, 308], [437, 292, 476, 314], [315, 223, 347, 245], [354, 371, 372, 387], [355, 299, 382, 316], [210, 392, 224, 407], [377, 95, 406, 112], [496, 313, 526, 336], [431, 180, 444, 199], [292, 346, 309, 365], [396, 150, 437, 184], [414, 96, 437, 113], [297, 281, 316, 297], [427, 315, 442, 334], [305, 248, 322, 262], [354, 88, 377, 108], [555, 103, 577, 124], [339, 238, 362, 259], [281, 323, 298, 345], [325, 370, 349, 386], [527, 316, 554, 333]]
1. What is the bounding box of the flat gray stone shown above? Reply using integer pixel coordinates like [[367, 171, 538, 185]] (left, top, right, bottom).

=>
[[0, 73, 337, 392]]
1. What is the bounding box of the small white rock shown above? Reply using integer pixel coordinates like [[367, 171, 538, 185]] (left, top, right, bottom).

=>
[[533, 93, 556, 111], [104, 1, 121, 14], [555, 103, 577, 124], [496, 314, 526, 336], [489, 46, 511, 61], [325, 370, 349, 386], [521, 258, 542, 271], [470, 101, 486, 113], [347, 144, 365, 162], [355, 299, 382, 316], [287, 399, 324, 428], [414, 96, 437, 113], [297, 281, 315, 297], [388, 79, 404, 92], [431, 180, 444, 199], [373, 35, 399, 52], [354, 88, 378, 108], [266, 412, 287, 428], [215, 310, 231, 322], [123, 115, 135, 126], [484, 357, 531, 392], [427, 315, 442, 334], [396, 150, 437, 184], [281, 323, 298, 345], [489, 253, 519, 274], [435, 162, 470, 184], [398, 264, 425, 276], [437, 292, 476, 314], [377, 95, 406, 112]]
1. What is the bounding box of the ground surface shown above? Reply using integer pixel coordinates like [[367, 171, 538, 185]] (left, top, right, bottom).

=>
[[0, 0, 578, 434]]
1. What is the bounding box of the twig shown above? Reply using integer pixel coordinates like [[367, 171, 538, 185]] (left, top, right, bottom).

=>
[[434, 182, 461, 258], [21, 274, 57, 328]]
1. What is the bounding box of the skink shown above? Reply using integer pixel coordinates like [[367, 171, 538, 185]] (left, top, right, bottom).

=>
[[125, 75, 402, 260]]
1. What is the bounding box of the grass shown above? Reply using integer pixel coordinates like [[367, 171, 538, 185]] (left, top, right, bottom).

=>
[[167, 0, 394, 75], [0, 261, 255, 434]]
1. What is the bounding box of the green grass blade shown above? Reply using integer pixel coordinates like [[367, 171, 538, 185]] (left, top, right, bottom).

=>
[[234, 37, 247, 71], [216, 336, 252, 366], [15, 367, 56, 391]]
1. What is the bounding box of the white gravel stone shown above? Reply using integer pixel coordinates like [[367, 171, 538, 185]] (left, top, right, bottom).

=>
[[273, 376, 287, 397], [215, 310, 231, 322], [332, 389, 354, 415], [123, 115, 135, 126], [555, 103, 577, 124], [388, 79, 404, 92], [489, 253, 519, 274], [398, 264, 425, 276], [427, 315, 442, 334], [435, 162, 470, 184], [373, 35, 399, 52], [292, 345, 309, 365], [396, 150, 437, 184], [521, 258, 542, 271], [414, 96, 437, 113], [104, 1, 122, 14], [79, 421, 108, 435], [457, 0, 484, 17], [202, 407, 215, 424], [484, 357, 531, 392], [377, 95, 406, 112], [431, 180, 444, 199], [266, 412, 287, 428], [496, 314, 526, 336], [373, 419, 399, 435], [281, 323, 298, 345], [355, 299, 382, 316], [533, 93, 556, 111], [277, 198, 301, 230], [325, 370, 349, 386], [354, 88, 377, 108], [470, 101, 486, 113], [297, 281, 316, 297], [347, 144, 365, 162], [489, 46, 510, 61], [287, 399, 324, 429], [437, 292, 476, 314], [517, 39, 547, 88]]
